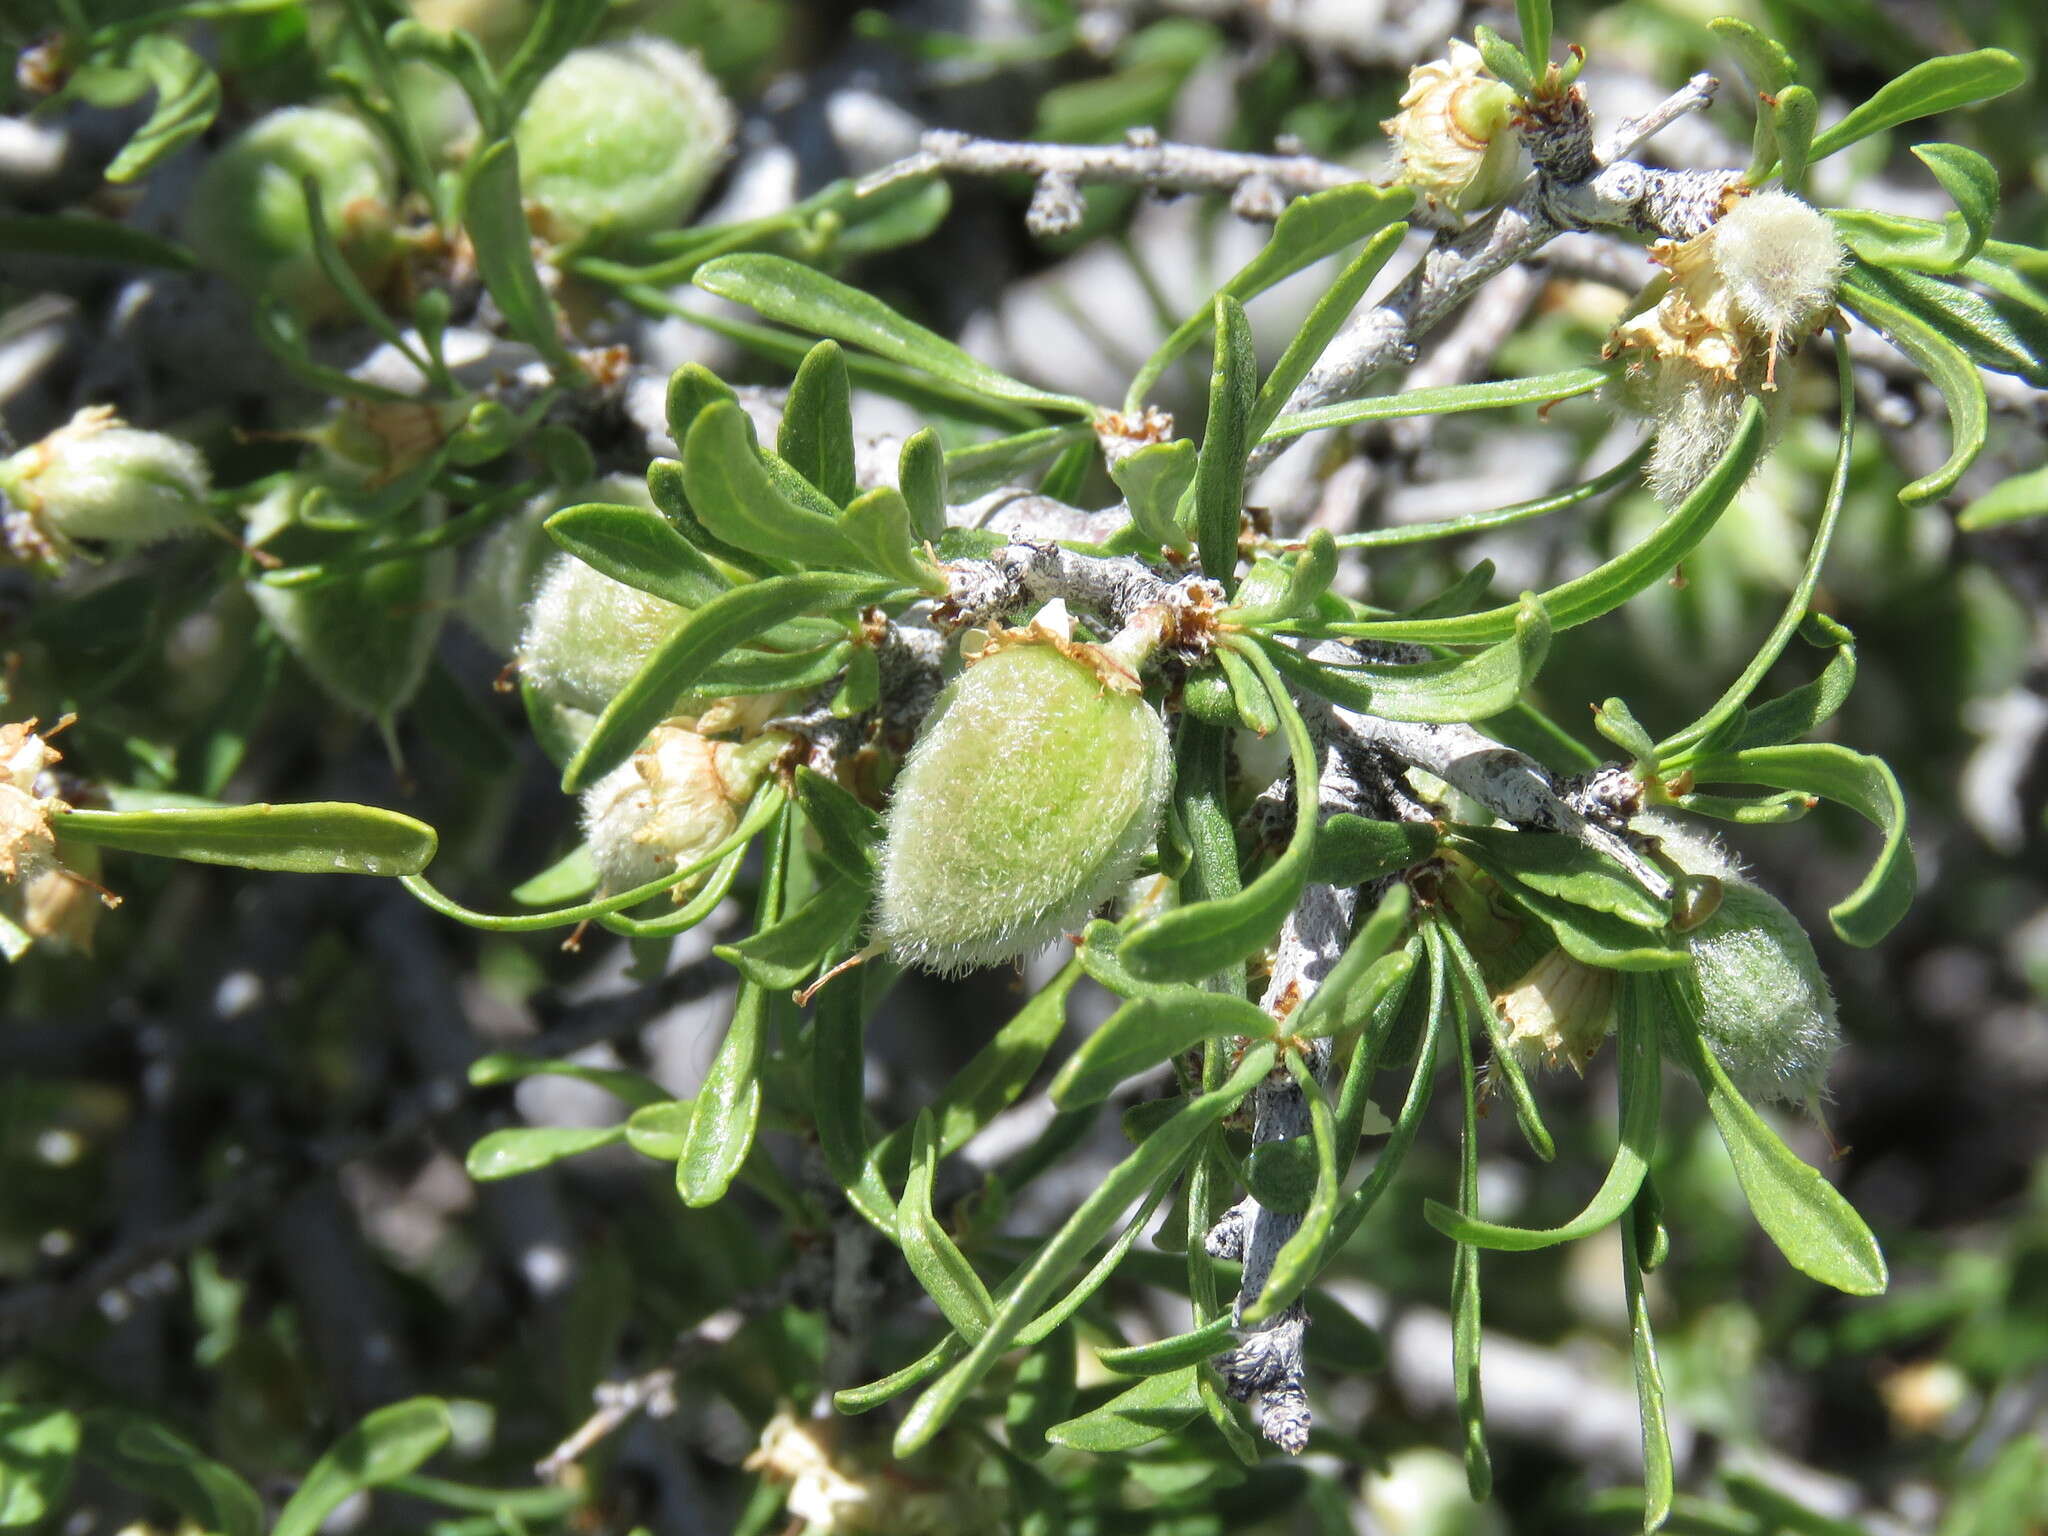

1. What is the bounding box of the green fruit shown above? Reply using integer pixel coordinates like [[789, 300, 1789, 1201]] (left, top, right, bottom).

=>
[[512, 36, 735, 245], [876, 640, 1171, 973], [246, 482, 451, 720], [1686, 880, 1840, 1106], [517, 541, 691, 716], [185, 107, 399, 324], [1, 407, 210, 556]]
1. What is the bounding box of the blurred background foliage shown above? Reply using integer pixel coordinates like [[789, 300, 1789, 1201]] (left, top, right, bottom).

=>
[[0, 1, 2043, 1533]]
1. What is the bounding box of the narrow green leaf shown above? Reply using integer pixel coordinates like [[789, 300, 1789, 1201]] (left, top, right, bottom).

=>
[[1771, 85, 1818, 194], [1708, 16, 1795, 96], [468, 1052, 667, 1105], [1662, 975, 1887, 1295], [1837, 271, 1984, 505], [53, 802, 437, 876], [1472, 24, 1535, 96], [1192, 295, 1256, 594], [562, 571, 885, 792], [1623, 1193, 1675, 1533], [1125, 182, 1414, 412], [899, 427, 949, 542], [835, 1334, 965, 1416], [894, 1045, 1276, 1455], [1516, 0, 1551, 68], [1045, 1367, 1204, 1452], [1334, 399, 1766, 643], [466, 1124, 626, 1180], [1325, 935, 1445, 1256], [1729, 618, 1857, 751], [1439, 922, 1554, 1162], [810, 966, 875, 1195], [302, 175, 439, 384], [0, 213, 194, 270], [1107, 439, 1197, 556], [1425, 973, 1659, 1250], [1957, 463, 2048, 530], [715, 873, 869, 990], [1450, 953, 1491, 1500], [1121, 643, 1315, 982], [1097, 1315, 1236, 1376], [1809, 48, 2025, 162], [1214, 645, 1280, 736], [1450, 826, 1669, 929], [944, 422, 1092, 500], [105, 35, 219, 183], [1249, 224, 1408, 442], [1862, 264, 2045, 384], [462, 139, 579, 375], [78, 1412, 261, 1536], [1006, 1322, 1077, 1457], [695, 253, 1093, 414], [685, 400, 863, 569], [1306, 816, 1437, 888], [496, 0, 606, 121], [841, 485, 949, 592], [544, 502, 728, 608], [1226, 530, 1339, 627], [1264, 592, 1551, 722], [1240, 1053, 1341, 1324], [900, 1110, 999, 1338], [1682, 743, 1912, 946], [272, 1400, 452, 1536], [1264, 364, 1611, 446], [1051, 988, 1277, 1108], [1333, 447, 1647, 551], [781, 340, 858, 507], [1290, 885, 1413, 1040]]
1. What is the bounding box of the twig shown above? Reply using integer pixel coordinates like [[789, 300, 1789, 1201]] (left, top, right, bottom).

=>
[[535, 1306, 750, 1483]]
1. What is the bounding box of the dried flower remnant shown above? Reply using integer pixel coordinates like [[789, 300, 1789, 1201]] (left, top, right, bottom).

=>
[[1496, 944, 1619, 1073], [0, 719, 115, 958], [581, 725, 784, 900], [1608, 188, 1846, 506], [1383, 41, 1525, 216]]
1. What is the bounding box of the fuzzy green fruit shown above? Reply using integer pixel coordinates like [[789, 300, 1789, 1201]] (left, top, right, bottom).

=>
[[185, 107, 399, 324], [1685, 880, 1840, 1106], [1, 406, 210, 560], [518, 543, 691, 717], [512, 35, 735, 245], [876, 640, 1171, 973]]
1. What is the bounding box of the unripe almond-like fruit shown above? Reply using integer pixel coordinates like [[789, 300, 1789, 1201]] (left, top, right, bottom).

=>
[[582, 724, 782, 898], [184, 107, 399, 324], [0, 407, 210, 560], [518, 546, 691, 717], [1684, 880, 1840, 1106], [1382, 40, 1523, 216], [513, 36, 735, 245], [875, 638, 1171, 973]]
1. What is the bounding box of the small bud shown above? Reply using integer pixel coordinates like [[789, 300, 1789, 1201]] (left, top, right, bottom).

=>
[[1, 407, 210, 562], [581, 724, 782, 898], [1382, 40, 1524, 216], [875, 632, 1171, 973], [518, 550, 691, 717], [513, 36, 735, 245], [184, 107, 400, 324]]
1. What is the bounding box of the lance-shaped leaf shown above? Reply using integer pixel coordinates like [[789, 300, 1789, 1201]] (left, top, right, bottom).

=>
[[780, 339, 858, 507], [1226, 530, 1338, 627], [810, 966, 881, 1208], [1623, 1195, 1675, 1532], [1240, 1052, 1341, 1325], [1006, 1321, 1077, 1458], [1120, 643, 1315, 982], [466, 1124, 626, 1180], [1107, 439, 1196, 556], [1660, 974, 1887, 1295], [1426, 972, 1660, 1250], [105, 35, 219, 183], [894, 1044, 1275, 1455], [685, 401, 866, 568], [944, 423, 1091, 500], [900, 1110, 998, 1339], [1449, 826, 1669, 929], [1335, 400, 1766, 643], [1262, 365, 1612, 445], [1126, 181, 1413, 412], [1264, 592, 1551, 722], [562, 570, 888, 792], [715, 872, 870, 990], [1832, 144, 1998, 275], [1307, 815, 1438, 887], [1957, 464, 2048, 531], [463, 139, 580, 376], [1096, 1316, 1237, 1377], [1249, 223, 1409, 442], [696, 253, 1094, 415], [469, 1051, 667, 1105], [1190, 295, 1256, 595], [1450, 972, 1491, 1499], [1045, 1367, 1205, 1453], [272, 1399, 451, 1536], [1683, 743, 1912, 947], [793, 767, 881, 879], [544, 502, 730, 608], [77, 1412, 261, 1536], [1288, 885, 1413, 1040], [1861, 264, 2045, 384], [1051, 988, 1277, 1107], [1839, 269, 1985, 506], [1808, 48, 2025, 163], [898, 427, 949, 541], [841, 485, 948, 592], [54, 802, 437, 877], [1439, 921, 1553, 1162]]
